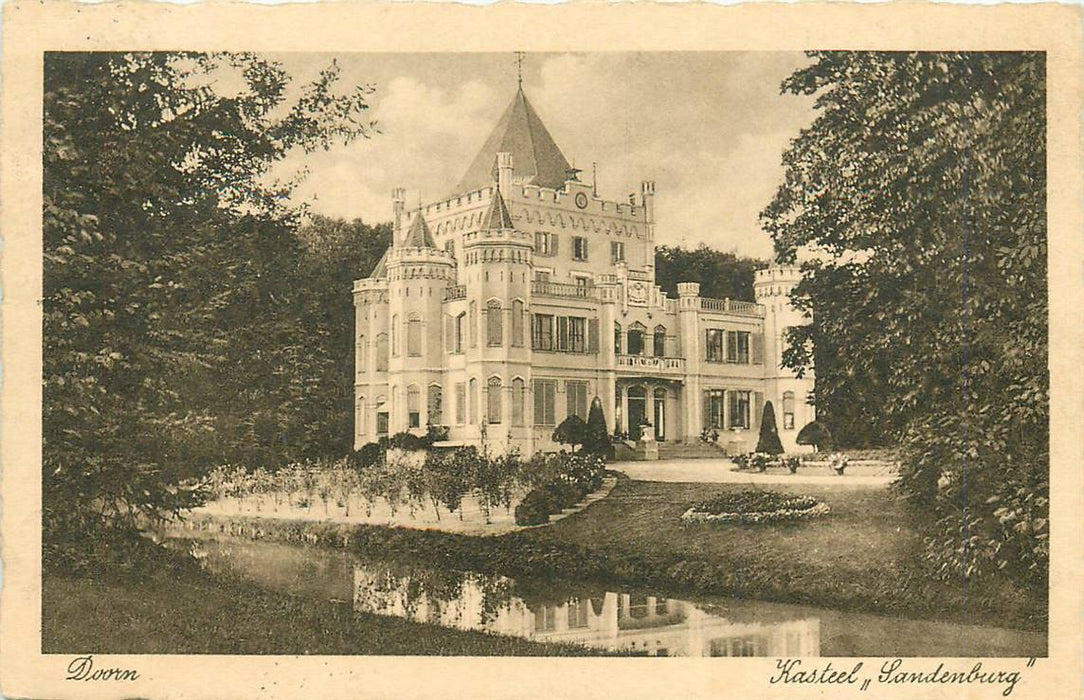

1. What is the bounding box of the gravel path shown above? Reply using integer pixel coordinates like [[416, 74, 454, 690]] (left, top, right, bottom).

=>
[[615, 458, 897, 487]]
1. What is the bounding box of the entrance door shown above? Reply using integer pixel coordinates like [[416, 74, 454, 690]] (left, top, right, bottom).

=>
[[627, 386, 646, 441], [653, 388, 667, 441]]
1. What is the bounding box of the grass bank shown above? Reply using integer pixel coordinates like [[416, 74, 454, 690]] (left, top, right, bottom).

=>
[[42, 548, 598, 655], [178, 476, 1045, 632]]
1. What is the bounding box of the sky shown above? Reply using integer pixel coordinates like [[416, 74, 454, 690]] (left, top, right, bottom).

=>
[[269, 52, 818, 260]]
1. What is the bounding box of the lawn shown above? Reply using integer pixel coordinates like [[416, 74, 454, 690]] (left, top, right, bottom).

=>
[[41, 560, 598, 656]]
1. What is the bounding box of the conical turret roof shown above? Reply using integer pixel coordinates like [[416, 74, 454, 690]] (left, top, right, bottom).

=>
[[367, 248, 389, 279], [403, 211, 436, 248], [480, 188, 514, 230], [454, 87, 572, 195]]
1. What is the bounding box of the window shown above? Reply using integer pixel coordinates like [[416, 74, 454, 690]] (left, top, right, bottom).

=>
[[627, 322, 645, 356], [455, 313, 466, 353], [653, 325, 666, 357], [614, 322, 622, 354], [487, 377, 502, 424], [706, 329, 725, 363], [357, 335, 366, 376], [782, 391, 795, 430], [486, 300, 503, 346], [512, 378, 525, 426], [534, 606, 556, 632], [407, 315, 422, 356], [407, 385, 421, 428], [533, 379, 557, 426], [567, 599, 589, 629], [469, 301, 478, 348], [376, 411, 389, 436], [532, 314, 554, 351], [428, 385, 443, 426], [703, 389, 726, 429], [573, 275, 591, 291], [356, 396, 366, 437], [727, 330, 750, 364], [455, 383, 466, 425], [511, 300, 524, 347], [534, 231, 557, 256], [566, 381, 588, 420], [376, 333, 389, 371], [611, 241, 626, 263], [469, 378, 478, 425], [556, 316, 586, 352], [729, 390, 751, 429], [572, 236, 588, 261], [391, 314, 399, 356], [534, 269, 551, 283]]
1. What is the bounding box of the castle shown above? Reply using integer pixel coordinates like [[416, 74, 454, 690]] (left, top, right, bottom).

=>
[[353, 85, 814, 456]]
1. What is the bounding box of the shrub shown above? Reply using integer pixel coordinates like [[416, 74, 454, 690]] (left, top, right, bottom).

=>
[[424, 423, 449, 445], [514, 490, 552, 526], [780, 456, 801, 474], [386, 431, 427, 452], [552, 415, 589, 452], [755, 401, 785, 455], [583, 397, 615, 460], [797, 421, 833, 451], [352, 442, 384, 470]]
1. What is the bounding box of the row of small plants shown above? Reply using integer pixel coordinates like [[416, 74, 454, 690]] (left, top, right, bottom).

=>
[[513, 454, 607, 527], [681, 489, 830, 525], [204, 443, 604, 526], [732, 452, 850, 474]]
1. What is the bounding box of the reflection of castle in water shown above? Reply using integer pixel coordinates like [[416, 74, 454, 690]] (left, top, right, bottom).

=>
[[353, 565, 820, 657]]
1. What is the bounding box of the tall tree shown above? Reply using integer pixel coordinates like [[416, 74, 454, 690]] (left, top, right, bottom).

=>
[[762, 52, 1047, 586], [654, 244, 764, 301], [43, 52, 375, 564]]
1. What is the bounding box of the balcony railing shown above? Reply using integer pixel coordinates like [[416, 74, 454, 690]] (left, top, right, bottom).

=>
[[443, 285, 466, 302], [616, 354, 685, 374], [531, 281, 598, 300], [699, 297, 764, 316]]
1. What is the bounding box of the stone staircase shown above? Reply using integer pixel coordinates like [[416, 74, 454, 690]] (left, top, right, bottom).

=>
[[656, 441, 729, 460]]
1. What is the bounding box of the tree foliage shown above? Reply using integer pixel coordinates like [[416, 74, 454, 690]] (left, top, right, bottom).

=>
[[795, 421, 833, 452], [583, 397, 615, 461], [762, 52, 1047, 585], [552, 415, 589, 452], [654, 244, 765, 301], [43, 51, 377, 563]]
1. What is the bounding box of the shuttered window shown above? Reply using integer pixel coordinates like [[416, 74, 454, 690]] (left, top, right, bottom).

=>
[[511, 300, 524, 347], [566, 381, 589, 420], [486, 300, 503, 346], [533, 379, 557, 426]]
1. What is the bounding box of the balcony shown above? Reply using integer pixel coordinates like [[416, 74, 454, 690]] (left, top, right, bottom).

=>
[[443, 285, 466, 302], [531, 281, 599, 300], [616, 354, 685, 375], [699, 297, 764, 317]]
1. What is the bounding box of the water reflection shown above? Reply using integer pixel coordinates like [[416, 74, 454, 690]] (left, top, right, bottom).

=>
[[353, 565, 819, 656], [175, 534, 1045, 657]]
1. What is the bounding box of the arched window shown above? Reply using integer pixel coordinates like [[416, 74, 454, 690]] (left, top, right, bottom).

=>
[[627, 322, 646, 356], [407, 314, 422, 357], [653, 325, 666, 357], [512, 378, 525, 426], [407, 385, 421, 428], [455, 312, 466, 353], [376, 394, 388, 435], [428, 384, 443, 426], [486, 300, 503, 346], [487, 376, 502, 424], [511, 299, 524, 347], [469, 301, 478, 348], [391, 314, 399, 356], [356, 395, 366, 437], [376, 333, 388, 371], [614, 322, 623, 355], [469, 378, 478, 425], [357, 334, 367, 376], [782, 391, 795, 430]]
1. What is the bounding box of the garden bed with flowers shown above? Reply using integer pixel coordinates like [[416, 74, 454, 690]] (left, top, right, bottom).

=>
[[681, 489, 830, 525]]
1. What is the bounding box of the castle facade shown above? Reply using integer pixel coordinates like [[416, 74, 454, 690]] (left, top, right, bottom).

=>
[[353, 87, 814, 456]]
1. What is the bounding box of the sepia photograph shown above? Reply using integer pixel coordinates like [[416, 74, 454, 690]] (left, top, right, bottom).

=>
[[2, 3, 1082, 699]]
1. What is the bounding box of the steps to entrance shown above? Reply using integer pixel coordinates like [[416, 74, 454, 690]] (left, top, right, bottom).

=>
[[656, 442, 728, 460]]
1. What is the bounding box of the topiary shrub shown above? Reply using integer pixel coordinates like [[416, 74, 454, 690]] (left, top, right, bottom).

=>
[[755, 401, 785, 455], [552, 415, 589, 452], [796, 421, 833, 452], [583, 397, 615, 460]]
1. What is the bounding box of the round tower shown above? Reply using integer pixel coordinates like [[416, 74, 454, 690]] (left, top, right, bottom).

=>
[[385, 208, 455, 434], [460, 153, 535, 452], [755, 265, 814, 451]]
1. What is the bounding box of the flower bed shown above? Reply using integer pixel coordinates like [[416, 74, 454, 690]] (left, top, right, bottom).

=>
[[681, 489, 830, 524]]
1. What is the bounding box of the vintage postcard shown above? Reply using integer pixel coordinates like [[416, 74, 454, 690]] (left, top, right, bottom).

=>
[[1, 2, 1082, 699]]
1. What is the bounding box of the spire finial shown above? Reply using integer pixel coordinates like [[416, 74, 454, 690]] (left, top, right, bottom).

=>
[[515, 51, 525, 89]]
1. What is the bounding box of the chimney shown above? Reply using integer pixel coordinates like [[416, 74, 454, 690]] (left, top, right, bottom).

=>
[[640, 181, 655, 222], [392, 187, 406, 244], [495, 152, 514, 195]]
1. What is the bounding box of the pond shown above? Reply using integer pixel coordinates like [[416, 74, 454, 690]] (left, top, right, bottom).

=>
[[168, 533, 1045, 658]]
